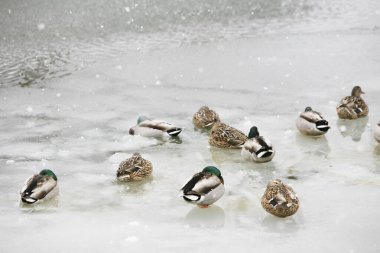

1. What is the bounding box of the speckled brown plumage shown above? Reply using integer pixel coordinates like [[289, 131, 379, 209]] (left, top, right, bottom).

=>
[[261, 179, 299, 218], [337, 86, 368, 120], [192, 106, 221, 129], [117, 153, 153, 182], [209, 122, 247, 149]]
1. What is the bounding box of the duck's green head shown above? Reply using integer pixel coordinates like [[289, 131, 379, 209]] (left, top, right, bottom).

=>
[[137, 115, 149, 124], [352, 86, 365, 97], [248, 126, 260, 138], [305, 107, 312, 112], [202, 166, 221, 177], [39, 169, 57, 181]]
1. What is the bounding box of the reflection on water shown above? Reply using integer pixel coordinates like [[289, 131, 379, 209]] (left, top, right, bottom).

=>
[[337, 117, 369, 142], [261, 214, 301, 233], [209, 147, 242, 165], [19, 198, 59, 213], [116, 177, 153, 195], [185, 205, 225, 228], [295, 133, 331, 158]]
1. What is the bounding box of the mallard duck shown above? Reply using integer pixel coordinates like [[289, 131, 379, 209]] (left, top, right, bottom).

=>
[[129, 116, 182, 137], [261, 179, 299, 218], [20, 169, 59, 204], [192, 106, 221, 129], [209, 122, 247, 149], [181, 166, 225, 207], [296, 107, 330, 136], [117, 153, 153, 182], [375, 121, 380, 143], [337, 86, 369, 119], [241, 126, 275, 162]]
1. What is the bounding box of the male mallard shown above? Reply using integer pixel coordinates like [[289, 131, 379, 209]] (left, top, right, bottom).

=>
[[261, 179, 299, 218], [296, 107, 330, 136], [129, 116, 182, 137], [336, 86, 369, 119], [117, 153, 153, 182], [192, 106, 221, 130], [20, 169, 59, 204], [209, 122, 247, 149], [375, 121, 380, 143], [181, 166, 225, 207], [241, 126, 275, 163]]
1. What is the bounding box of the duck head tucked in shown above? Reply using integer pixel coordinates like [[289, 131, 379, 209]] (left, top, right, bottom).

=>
[[20, 169, 59, 204], [181, 166, 225, 207]]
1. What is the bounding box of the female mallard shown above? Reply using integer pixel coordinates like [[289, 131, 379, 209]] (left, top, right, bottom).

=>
[[336, 86, 369, 119], [129, 116, 182, 137], [241, 126, 275, 163], [117, 153, 153, 182], [375, 121, 380, 143], [296, 107, 330, 136], [261, 179, 299, 218], [209, 122, 247, 149], [181, 166, 224, 207], [20, 169, 59, 204], [192, 106, 221, 129]]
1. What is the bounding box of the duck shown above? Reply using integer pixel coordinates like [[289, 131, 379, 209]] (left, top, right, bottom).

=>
[[192, 106, 221, 130], [209, 122, 247, 149], [296, 107, 330, 136], [129, 115, 182, 137], [117, 153, 153, 182], [20, 169, 59, 204], [241, 126, 275, 162], [261, 179, 299, 218], [336, 86, 369, 119], [375, 121, 380, 143], [181, 166, 225, 207]]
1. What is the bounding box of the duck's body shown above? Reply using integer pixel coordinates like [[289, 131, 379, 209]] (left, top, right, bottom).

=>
[[375, 121, 380, 143], [129, 116, 182, 137], [20, 169, 59, 204], [337, 86, 368, 120], [181, 166, 225, 207], [296, 107, 330, 136], [241, 126, 275, 163], [209, 122, 247, 149], [261, 179, 299, 218], [192, 106, 220, 130], [117, 153, 153, 182]]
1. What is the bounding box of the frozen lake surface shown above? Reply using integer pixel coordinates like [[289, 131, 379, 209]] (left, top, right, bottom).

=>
[[1, 0, 380, 252]]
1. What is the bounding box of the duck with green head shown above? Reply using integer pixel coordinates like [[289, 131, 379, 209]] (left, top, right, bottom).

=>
[[209, 122, 247, 149], [129, 115, 182, 137], [20, 169, 59, 204], [241, 126, 275, 163], [117, 153, 153, 182], [181, 166, 225, 207], [261, 179, 299, 218], [192, 106, 221, 130], [337, 86, 368, 119], [296, 107, 330, 136]]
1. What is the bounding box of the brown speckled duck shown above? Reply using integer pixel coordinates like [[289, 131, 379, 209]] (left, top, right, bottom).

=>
[[116, 153, 153, 182], [209, 122, 247, 149], [261, 179, 299, 218], [192, 106, 221, 130], [336, 86, 368, 119]]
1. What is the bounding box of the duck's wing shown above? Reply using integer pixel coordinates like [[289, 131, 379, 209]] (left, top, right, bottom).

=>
[[223, 127, 246, 147], [139, 119, 182, 136], [181, 173, 221, 195], [300, 111, 323, 123]]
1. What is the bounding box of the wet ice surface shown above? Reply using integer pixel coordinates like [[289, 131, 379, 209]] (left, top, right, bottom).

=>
[[1, 0, 380, 252]]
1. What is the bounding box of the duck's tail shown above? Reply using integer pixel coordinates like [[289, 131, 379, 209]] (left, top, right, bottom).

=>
[[316, 120, 330, 132], [183, 191, 201, 202]]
